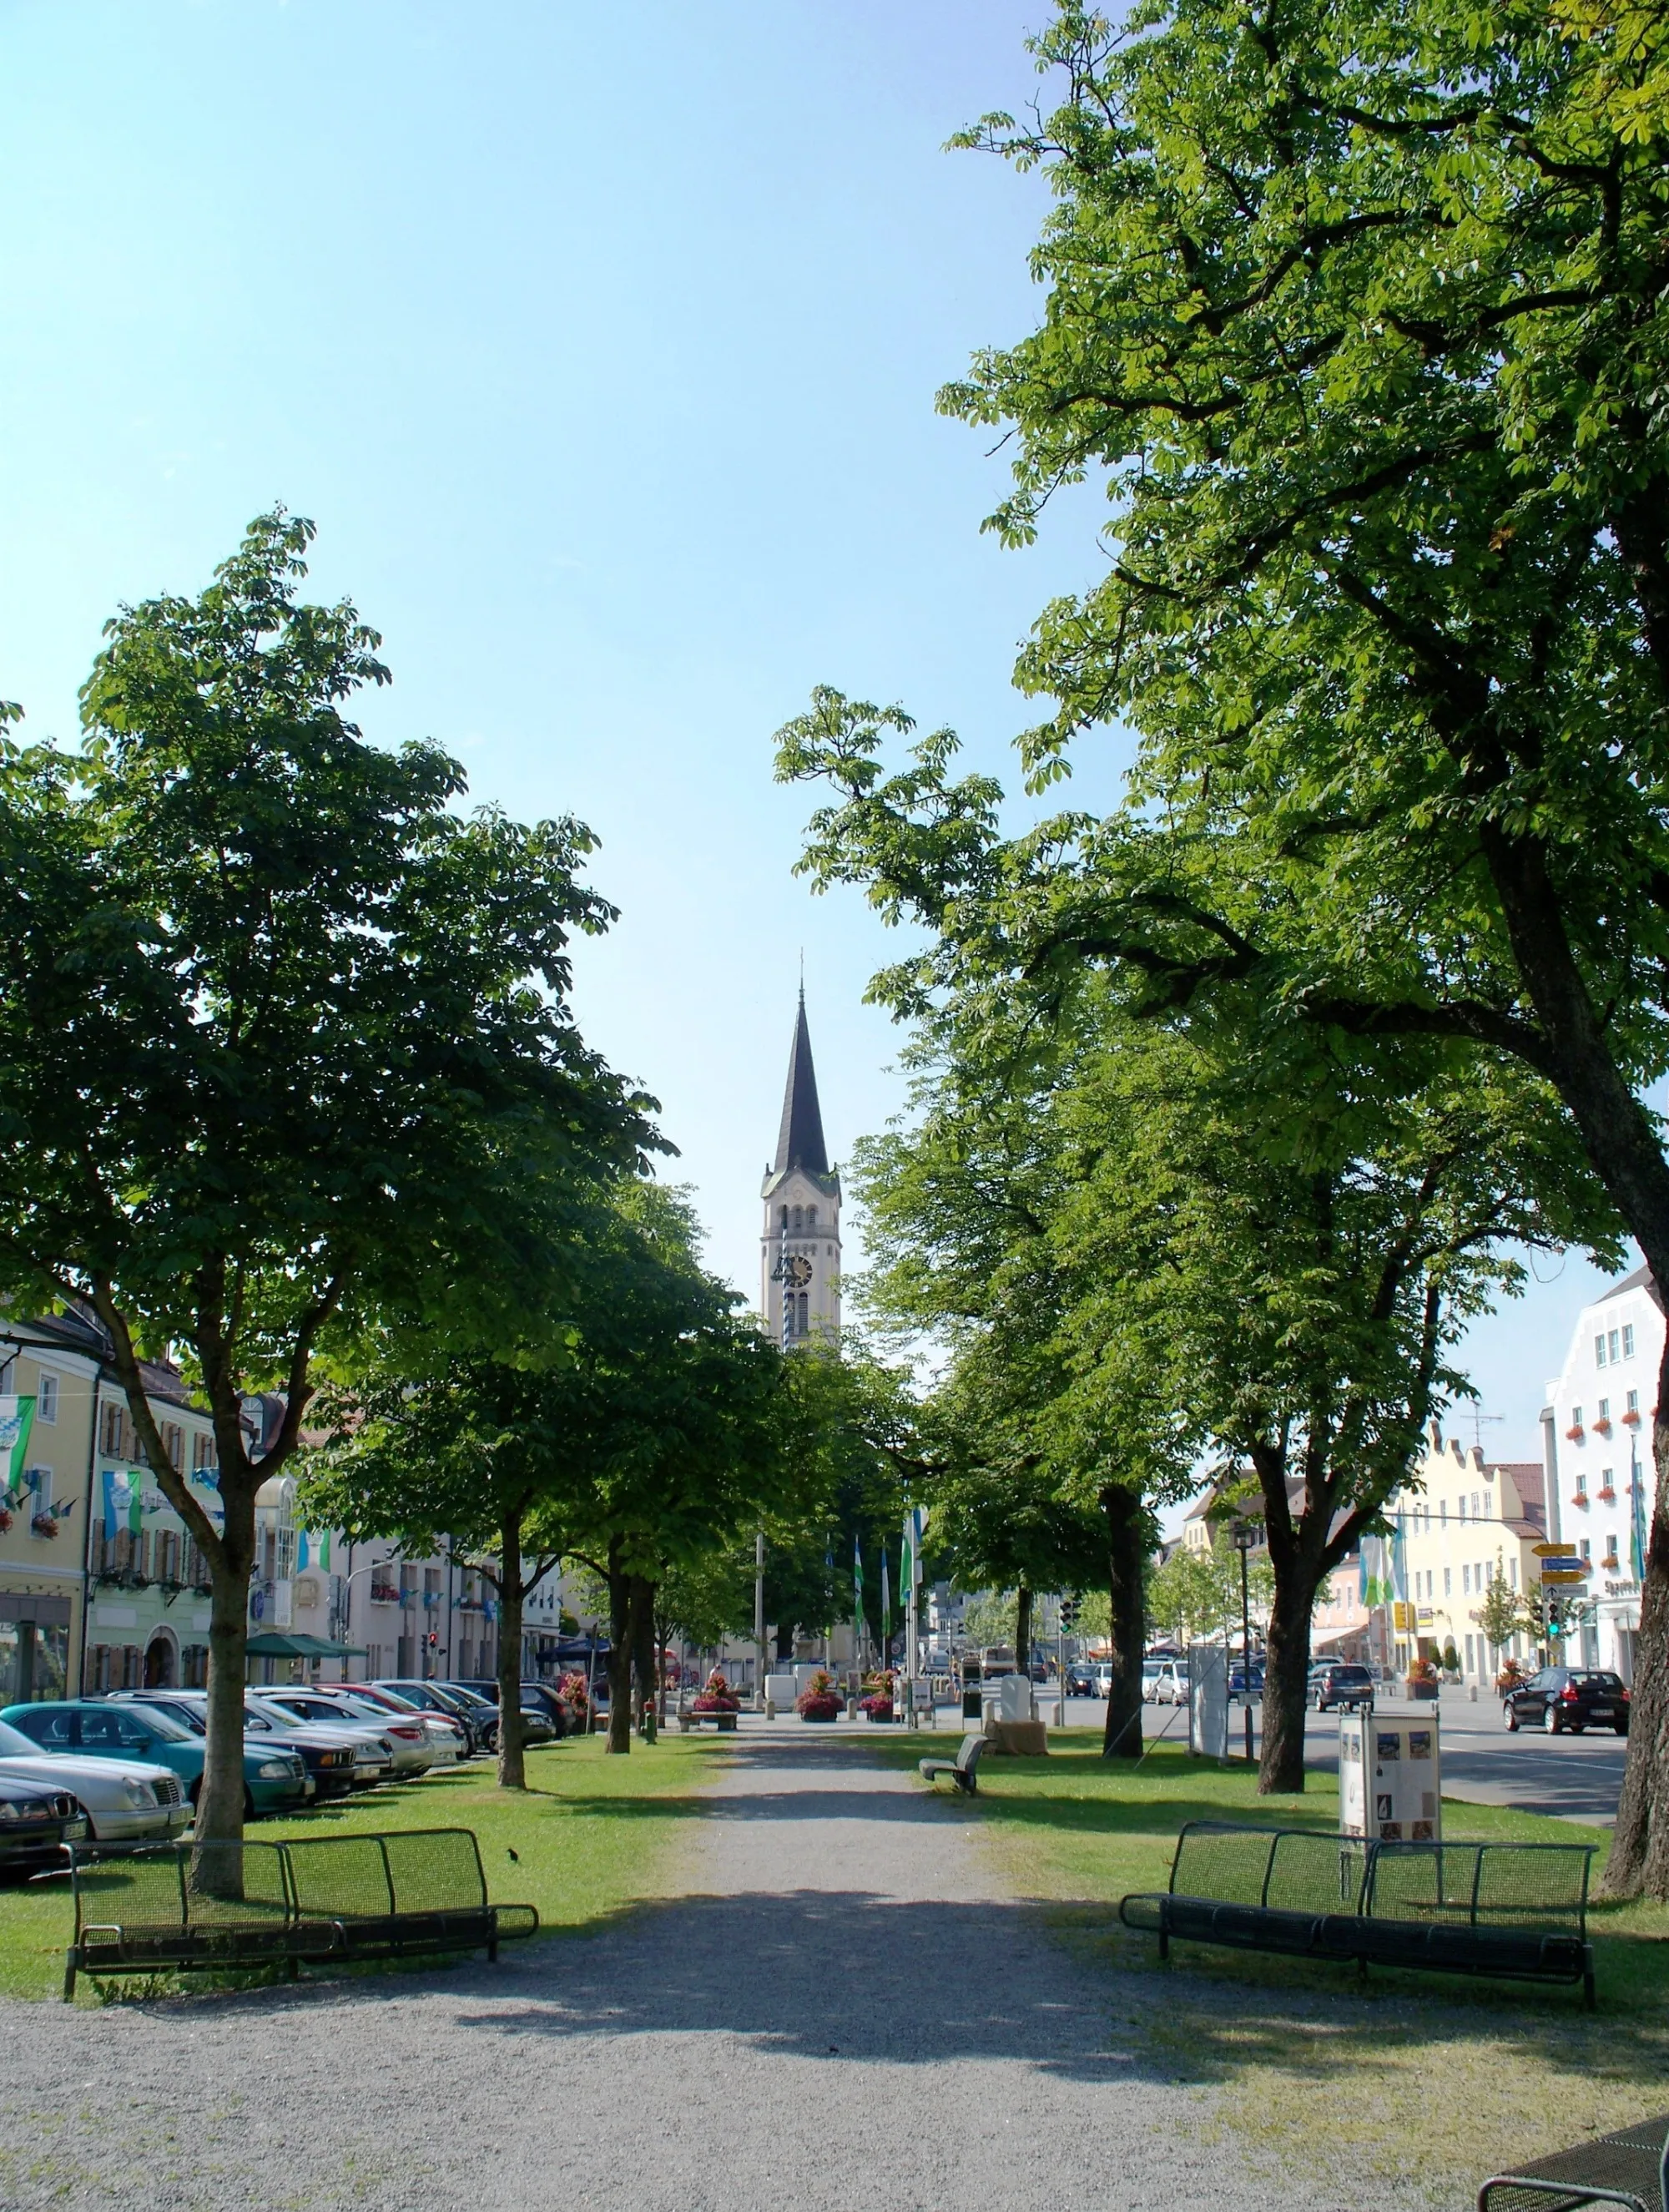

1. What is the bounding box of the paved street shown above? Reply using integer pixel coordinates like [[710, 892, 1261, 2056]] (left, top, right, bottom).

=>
[[0, 1737, 1334, 2212]]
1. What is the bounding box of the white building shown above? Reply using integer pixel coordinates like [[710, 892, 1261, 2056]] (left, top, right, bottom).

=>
[[759, 989, 841, 1347], [1541, 1264, 1661, 1680]]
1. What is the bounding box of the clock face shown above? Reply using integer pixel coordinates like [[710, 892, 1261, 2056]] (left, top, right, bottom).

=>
[[783, 1255, 814, 1290]]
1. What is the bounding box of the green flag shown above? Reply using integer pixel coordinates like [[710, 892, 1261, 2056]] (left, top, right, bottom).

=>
[[1, 1396, 36, 1504]]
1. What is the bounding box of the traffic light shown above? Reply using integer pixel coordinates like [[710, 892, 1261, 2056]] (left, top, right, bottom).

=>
[[426, 1631, 438, 1649], [1059, 1596, 1078, 1631]]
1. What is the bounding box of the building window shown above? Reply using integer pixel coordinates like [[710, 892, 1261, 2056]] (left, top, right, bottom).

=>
[[1627, 1389, 1640, 1418], [1598, 1399, 1610, 1424], [36, 1374, 58, 1424], [1443, 1568, 1452, 1597], [806, 1206, 817, 1227], [192, 1432, 217, 1472], [1624, 1324, 1636, 1358], [1609, 1329, 1621, 1361], [1462, 1564, 1471, 1595], [1571, 1406, 1583, 1432], [1458, 1497, 1466, 1522], [0, 1356, 13, 1393], [1509, 1559, 1518, 1590], [1574, 1469, 1588, 1501], [1596, 1332, 1608, 1366], [797, 1291, 809, 1333], [99, 1401, 126, 1457], [792, 1205, 804, 1232], [779, 1206, 788, 1231]]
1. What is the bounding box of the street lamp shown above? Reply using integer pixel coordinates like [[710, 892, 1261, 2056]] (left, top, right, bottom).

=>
[[1231, 1520, 1257, 1765]]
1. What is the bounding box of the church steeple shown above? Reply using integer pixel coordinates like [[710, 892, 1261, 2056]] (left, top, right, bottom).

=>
[[760, 988, 841, 1345], [774, 987, 829, 1178]]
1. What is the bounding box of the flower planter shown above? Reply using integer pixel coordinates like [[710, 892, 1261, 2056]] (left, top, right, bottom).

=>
[[1565, 1426, 1584, 1442], [799, 1708, 840, 1723], [1598, 1487, 1616, 1502], [29, 1514, 58, 1538], [1622, 1410, 1641, 1425], [1593, 1420, 1612, 1436], [864, 1707, 895, 1724]]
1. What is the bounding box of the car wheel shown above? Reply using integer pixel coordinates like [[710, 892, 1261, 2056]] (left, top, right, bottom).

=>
[[1504, 1704, 1519, 1731], [1543, 1705, 1561, 1734], [244, 1787, 255, 1819]]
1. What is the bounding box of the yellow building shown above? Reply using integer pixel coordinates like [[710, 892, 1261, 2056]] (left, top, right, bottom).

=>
[[1, 1311, 104, 1701], [1389, 1424, 1549, 1683]]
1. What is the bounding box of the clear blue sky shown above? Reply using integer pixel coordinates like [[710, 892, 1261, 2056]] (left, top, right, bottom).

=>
[[0, 0, 1618, 1475]]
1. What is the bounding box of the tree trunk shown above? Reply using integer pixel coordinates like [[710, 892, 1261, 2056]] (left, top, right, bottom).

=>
[[1258, 1555, 1323, 1795], [1014, 1585, 1032, 1677], [606, 1555, 648, 1755], [632, 1577, 658, 1735], [1603, 1339, 1669, 1896], [1102, 1485, 1147, 1760], [196, 1487, 256, 1877], [496, 1507, 527, 1790]]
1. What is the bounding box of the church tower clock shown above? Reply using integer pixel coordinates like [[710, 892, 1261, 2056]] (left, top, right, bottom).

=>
[[760, 990, 840, 1346]]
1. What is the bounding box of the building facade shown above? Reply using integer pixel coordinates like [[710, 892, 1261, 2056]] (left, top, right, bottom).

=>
[[1541, 1265, 1662, 1679], [0, 1313, 102, 1703], [1387, 1425, 1548, 1684], [759, 990, 841, 1346]]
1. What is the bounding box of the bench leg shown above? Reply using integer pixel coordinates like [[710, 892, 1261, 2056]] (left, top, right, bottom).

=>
[[287, 1956, 300, 1982], [63, 1949, 78, 2004], [1583, 1952, 1596, 2011], [488, 1938, 499, 1962], [1357, 1956, 1369, 1987], [1157, 1928, 1169, 1962]]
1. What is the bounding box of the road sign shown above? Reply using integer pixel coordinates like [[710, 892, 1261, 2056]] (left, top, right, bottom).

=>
[[1542, 1568, 1589, 1583], [1531, 1543, 1571, 1557]]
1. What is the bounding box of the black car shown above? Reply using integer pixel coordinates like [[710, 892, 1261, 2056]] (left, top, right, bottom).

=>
[[0, 1775, 87, 1876], [1308, 1662, 1376, 1712], [1503, 1667, 1630, 1735]]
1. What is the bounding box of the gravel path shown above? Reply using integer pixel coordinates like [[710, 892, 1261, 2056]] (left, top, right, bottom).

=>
[[0, 1737, 1325, 2212]]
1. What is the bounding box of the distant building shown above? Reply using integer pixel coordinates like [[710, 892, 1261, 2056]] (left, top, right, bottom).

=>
[[1388, 1426, 1547, 1684]]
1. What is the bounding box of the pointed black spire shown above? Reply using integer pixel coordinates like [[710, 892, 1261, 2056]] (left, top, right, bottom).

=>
[[774, 987, 829, 1177]]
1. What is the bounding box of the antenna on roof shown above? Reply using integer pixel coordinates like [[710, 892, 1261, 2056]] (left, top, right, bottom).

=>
[[1466, 1408, 1505, 1452]]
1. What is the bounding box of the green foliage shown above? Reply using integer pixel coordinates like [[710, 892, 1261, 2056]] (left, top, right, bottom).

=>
[[1475, 1570, 1530, 1649], [1147, 1543, 1276, 1644]]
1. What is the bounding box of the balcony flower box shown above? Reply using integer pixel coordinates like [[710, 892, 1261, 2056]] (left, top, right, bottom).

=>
[[1592, 1418, 1612, 1436], [1601, 1553, 1621, 1571], [1598, 1485, 1616, 1503], [1565, 1425, 1585, 1442], [1571, 1488, 1589, 1508], [0, 1507, 11, 1533], [30, 1513, 58, 1538], [1622, 1409, 1642, 1426]]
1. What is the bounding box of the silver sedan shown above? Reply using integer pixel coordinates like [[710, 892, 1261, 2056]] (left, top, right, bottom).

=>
[[0, 1716, 190, 1843]]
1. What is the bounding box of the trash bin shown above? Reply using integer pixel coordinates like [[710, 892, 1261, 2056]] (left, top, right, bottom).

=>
[[961, 1687, 981, 1720]]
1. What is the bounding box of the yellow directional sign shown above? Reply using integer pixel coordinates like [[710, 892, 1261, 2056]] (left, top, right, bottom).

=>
[[1541, 1568, 1589, 1584], [1531, 1543, 1570, 1557]]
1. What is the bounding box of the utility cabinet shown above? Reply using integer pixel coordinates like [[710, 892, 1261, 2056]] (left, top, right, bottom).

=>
[[1339, 1712, 1440, 1844]]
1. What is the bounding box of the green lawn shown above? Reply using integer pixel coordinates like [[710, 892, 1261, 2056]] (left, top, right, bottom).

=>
[[880, 1729, 1669, 2204], [0, 1733, 725, 2004]]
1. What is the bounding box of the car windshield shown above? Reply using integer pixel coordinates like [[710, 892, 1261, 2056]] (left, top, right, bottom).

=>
[[124, 1704, 194, 1741], [0, 1719, 43, 1757], [1572, 1673, 1624, 1691]]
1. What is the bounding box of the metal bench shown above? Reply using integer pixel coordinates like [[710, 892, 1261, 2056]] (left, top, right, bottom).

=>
[[1480, 2111, 1669, 2212], [59, 1827, 538, 2000], [1119, 1821, 1596, 2006], [919, 1732, 986, 1795]]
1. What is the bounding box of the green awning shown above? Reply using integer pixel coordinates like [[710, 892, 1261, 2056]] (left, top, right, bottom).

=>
[[244, 1631, 366, 1659]]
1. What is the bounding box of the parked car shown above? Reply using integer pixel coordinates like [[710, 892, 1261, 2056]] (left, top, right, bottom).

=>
[[0, 1700, 309, 1821], [449, 1681, 560, 1744], [257, 1688, 436, 1777], [431, 1682, 502, 1751], [1228, 1664, 1265, 1700], [1064, 1663, 1100, 1696], [0, 1771, 88, 1876], [1308, 1662, 1376, 1713], [112, 1690, 366, 1799], [0, 1715, 189, 1845], [325, 1684, 466, 1765], [375, 1681, 495, 1756], [1142, 1659, 1188, 1705], [1503, 1668, 1631, 1735]]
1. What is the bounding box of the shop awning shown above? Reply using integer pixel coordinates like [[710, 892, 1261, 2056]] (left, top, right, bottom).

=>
[[244, 1631, 366, 1659]]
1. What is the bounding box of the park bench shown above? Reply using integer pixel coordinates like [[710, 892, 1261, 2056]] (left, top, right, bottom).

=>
[[59, 1826, 538, 2000], [918, 1732, 986, 1795], [677, 1706, 739, 1732], [1119, 1821, 1596, 2007], [1479, 2110, 1669, 2212]]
